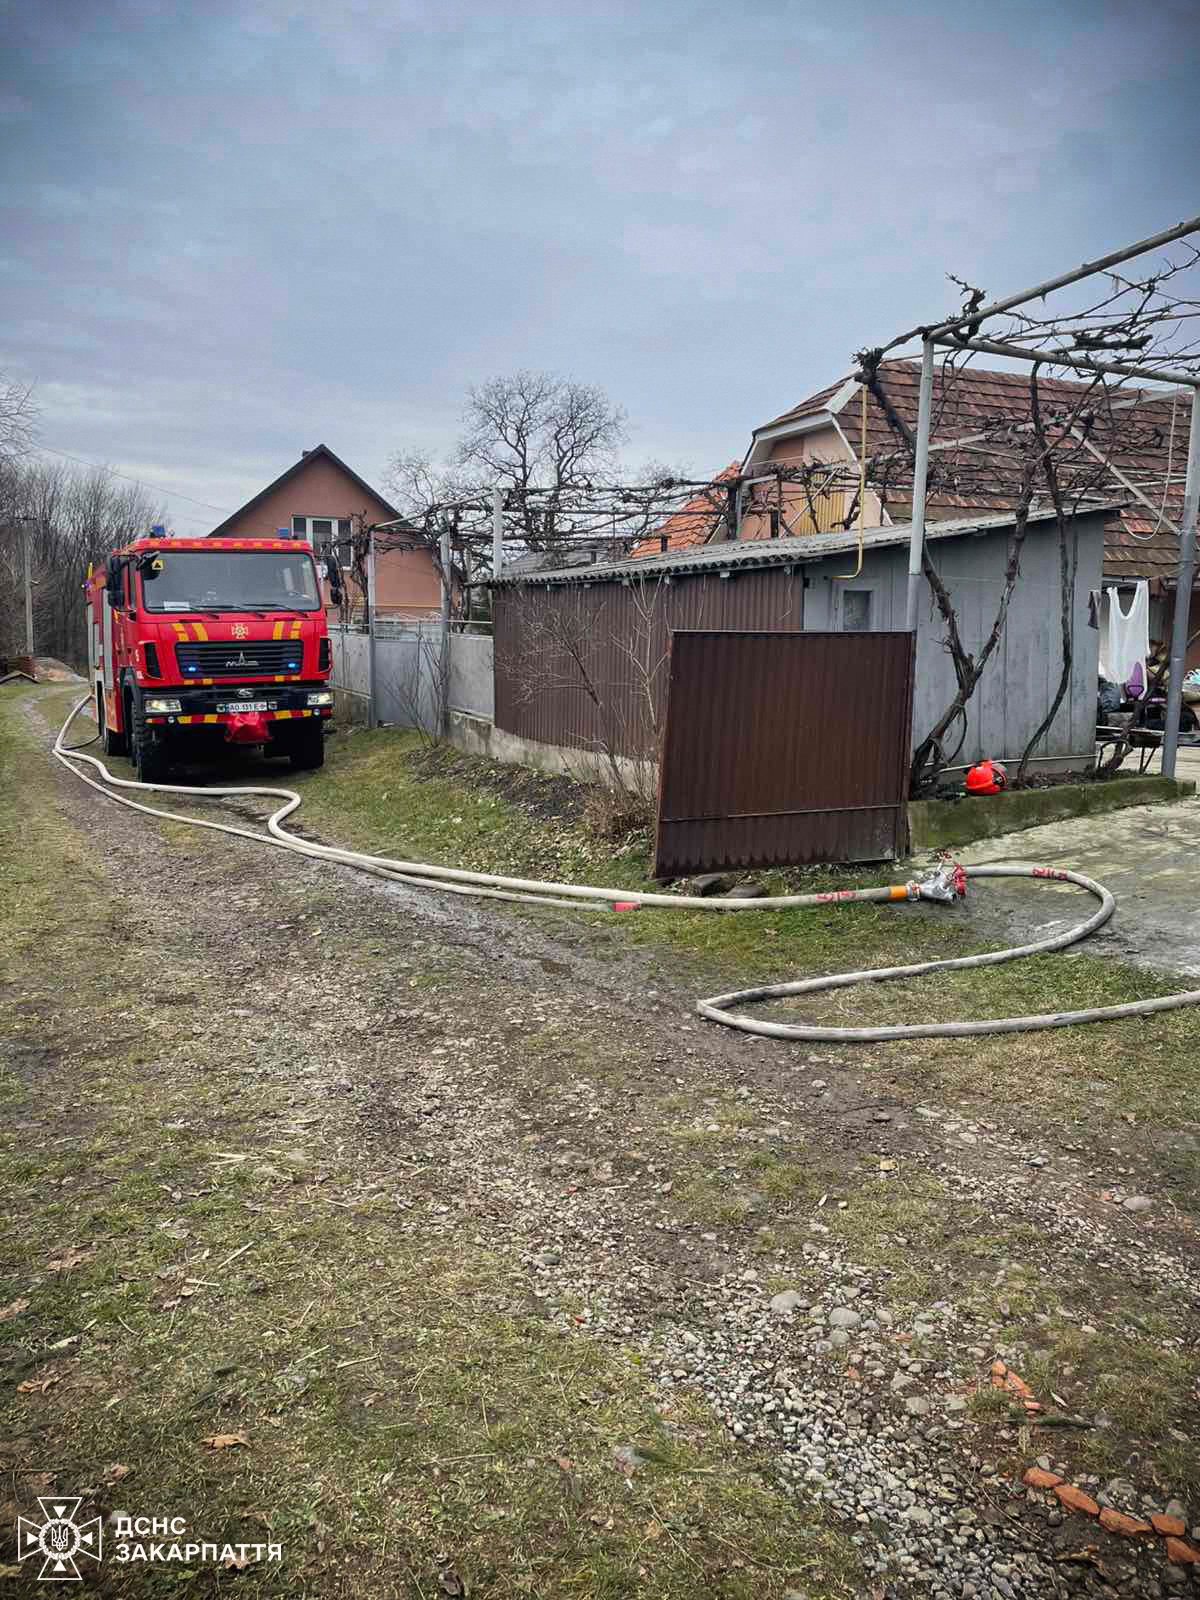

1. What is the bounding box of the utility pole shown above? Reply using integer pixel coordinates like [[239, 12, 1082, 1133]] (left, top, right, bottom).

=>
[[22, 518, 34, 656], [2, 517, 35, 660]]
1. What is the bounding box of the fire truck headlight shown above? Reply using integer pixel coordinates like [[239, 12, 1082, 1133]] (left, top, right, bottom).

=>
[[306, 691, 334, 706], [144, 696, 183, 713]]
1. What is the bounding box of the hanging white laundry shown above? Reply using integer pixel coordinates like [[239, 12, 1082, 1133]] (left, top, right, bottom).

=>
[[1098, 582, 1149, 686]]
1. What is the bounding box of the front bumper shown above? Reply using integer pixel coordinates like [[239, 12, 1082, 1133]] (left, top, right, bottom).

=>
[[143, 682, 333, 735]]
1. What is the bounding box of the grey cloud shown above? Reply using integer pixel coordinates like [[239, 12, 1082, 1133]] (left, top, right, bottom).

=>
[[0, 0, 1197, 531]]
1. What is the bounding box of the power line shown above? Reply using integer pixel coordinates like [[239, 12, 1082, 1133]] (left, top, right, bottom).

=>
[[33, 444, 233, 516]]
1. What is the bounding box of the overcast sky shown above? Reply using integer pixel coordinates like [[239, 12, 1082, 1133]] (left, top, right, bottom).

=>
[[2, 0, 1197, 534]]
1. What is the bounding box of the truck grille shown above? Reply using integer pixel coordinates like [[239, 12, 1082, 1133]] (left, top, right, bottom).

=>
[[174, 640, 303, 678]]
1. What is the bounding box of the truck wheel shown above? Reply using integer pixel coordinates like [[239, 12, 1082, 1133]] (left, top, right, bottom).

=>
[[132, 703, 170, 785], [99, 691, 128, 757], [288, 723, 325, 771]]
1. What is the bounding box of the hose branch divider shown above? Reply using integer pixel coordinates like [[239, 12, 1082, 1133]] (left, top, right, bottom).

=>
[[53, 696, 1200, 1042]]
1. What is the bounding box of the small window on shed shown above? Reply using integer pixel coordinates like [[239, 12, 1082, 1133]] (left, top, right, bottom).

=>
[[842, 589, 872, 632]]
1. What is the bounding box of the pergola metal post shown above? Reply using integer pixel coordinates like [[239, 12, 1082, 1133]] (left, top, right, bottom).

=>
[[1161, 390, 1200, 779], [904, 339, 935, 633], [366, 526, 378, 730], [491, 488, 504, 579], [439, 523, 452, 736]]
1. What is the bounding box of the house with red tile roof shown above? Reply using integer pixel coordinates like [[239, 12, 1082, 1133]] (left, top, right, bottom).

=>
[[634, 360, 1196, 664]]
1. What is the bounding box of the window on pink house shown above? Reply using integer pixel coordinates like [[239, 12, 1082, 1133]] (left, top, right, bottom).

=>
[[293, 516, 352, 554]]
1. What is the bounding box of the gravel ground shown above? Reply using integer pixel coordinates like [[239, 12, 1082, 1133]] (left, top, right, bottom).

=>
[[23, 690, 1200, 1599]]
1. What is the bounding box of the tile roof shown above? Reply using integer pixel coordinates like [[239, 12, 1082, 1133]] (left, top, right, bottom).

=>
[[796, 359, 1190, 584], [629, 461, 741, 557], [757, 377, 852, 433]]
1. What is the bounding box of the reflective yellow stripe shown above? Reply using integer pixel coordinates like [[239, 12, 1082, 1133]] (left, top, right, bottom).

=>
[[192, 622, 209, 641], [274, 675, 284, 682], [272, 622, 283, 640], [204, 713, 218, 723], [275, 710, 292, 719], [201, 678, 213, 685]]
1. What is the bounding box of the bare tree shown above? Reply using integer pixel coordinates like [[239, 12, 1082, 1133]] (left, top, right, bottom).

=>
[[389, 371, 628, 549], [0, 373, 37, 466], [0, 457, 165, 665]]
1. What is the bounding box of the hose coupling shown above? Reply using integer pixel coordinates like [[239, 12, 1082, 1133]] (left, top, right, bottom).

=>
[[916, 862, 967, 903]]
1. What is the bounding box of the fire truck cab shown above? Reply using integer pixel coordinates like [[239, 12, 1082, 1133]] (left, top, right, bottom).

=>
[[86, 535, 340, 783]]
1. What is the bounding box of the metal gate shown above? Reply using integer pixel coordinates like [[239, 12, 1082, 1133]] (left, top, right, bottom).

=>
[[653, 630, 914, 875]]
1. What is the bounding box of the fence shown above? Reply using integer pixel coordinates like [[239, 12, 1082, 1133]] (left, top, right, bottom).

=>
[[448, 628, 494, 719], [328, 621, 494, 731], [654, 630, 914, 872]]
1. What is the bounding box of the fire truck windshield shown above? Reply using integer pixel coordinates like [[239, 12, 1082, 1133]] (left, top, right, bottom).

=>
[[139, 550, 322, 613]]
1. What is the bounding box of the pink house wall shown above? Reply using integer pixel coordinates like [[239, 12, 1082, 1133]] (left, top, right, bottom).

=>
[[219, 454, 441, 616]]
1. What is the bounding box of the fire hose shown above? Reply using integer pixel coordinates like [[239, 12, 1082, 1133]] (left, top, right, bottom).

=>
[[52, 695, 1200, 1042]]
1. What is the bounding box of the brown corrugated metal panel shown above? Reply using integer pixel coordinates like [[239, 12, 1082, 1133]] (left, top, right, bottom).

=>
[[492, 569, 806, 758], [654, 631, 914, 874]]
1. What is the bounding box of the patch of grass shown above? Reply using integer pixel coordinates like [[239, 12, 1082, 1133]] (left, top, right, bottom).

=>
[[0, 686, 861, 1599], [983, 1282, 1200, 1502], [271, 722, 1200, 1184]]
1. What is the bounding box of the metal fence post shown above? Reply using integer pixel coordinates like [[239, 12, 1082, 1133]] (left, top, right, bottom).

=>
[[904, 339, 935, 633], [1161, 387, 1200, 779]]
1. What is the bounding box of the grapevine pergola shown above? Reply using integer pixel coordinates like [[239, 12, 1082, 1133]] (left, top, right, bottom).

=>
[[866, 213, 1200, 778]]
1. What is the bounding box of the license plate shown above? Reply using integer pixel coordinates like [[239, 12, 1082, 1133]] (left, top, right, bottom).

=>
[[216, 700, 273, 713]]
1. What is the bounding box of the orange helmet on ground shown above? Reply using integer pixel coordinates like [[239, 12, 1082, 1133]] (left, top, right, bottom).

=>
[[965, 759, 1008, 796]]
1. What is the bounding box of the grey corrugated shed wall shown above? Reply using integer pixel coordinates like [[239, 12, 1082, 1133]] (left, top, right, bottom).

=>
[[491, 509, 1107, 769]]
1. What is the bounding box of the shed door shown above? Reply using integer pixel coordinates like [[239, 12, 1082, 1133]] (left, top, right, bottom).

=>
[[653, 630, 914, 875]]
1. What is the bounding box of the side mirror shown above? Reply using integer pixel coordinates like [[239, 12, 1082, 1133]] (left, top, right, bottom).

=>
[[105, 556, 123, 608], [324, 554, 344, 605]]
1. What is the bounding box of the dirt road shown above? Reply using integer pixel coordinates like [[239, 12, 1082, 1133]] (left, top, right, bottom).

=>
[[2, 683, 1197, 1599]]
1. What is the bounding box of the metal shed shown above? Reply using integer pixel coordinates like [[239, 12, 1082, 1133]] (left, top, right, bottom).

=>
[[489, 506, 1110, 781]]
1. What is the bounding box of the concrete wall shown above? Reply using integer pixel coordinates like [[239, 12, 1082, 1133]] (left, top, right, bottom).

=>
[[448, 631, 494, 719], [448, 710, 651, 791]]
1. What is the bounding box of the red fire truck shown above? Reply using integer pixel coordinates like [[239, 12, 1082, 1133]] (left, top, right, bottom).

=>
[[85, 534, 343, 783]]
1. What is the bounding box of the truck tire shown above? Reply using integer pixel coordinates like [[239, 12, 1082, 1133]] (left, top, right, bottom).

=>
[[98, 690, 128, 757], [131, 700, 170, 785], [287, 722, 325, 771]]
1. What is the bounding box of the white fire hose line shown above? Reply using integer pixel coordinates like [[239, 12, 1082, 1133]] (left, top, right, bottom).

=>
[[52, 695, 1200, 1042]]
